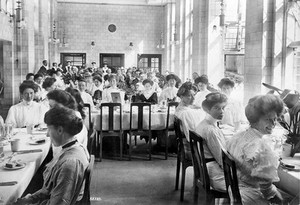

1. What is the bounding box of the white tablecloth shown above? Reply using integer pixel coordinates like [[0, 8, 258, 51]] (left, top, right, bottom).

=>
[[91, 108, 175, 131], [0, 129, 50, 205], [277, 153, 300, 197]]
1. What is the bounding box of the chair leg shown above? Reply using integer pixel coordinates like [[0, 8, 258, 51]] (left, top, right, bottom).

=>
[[100, 134, 103, 162], [95, 131, 100, 159], [149, 134, 152, 160], [129, 133, 132, 161], [193, 183, 199, 203], [134, 135, 137, 146], [120, 134, 123, 160], [165, 133, 168, 160], [175, 152, 181, 190], [180, 164, 186, 201]]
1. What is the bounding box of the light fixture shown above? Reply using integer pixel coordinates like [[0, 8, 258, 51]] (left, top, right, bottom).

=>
[[128, 42, 134, 50], [170, 24, 179, 45], [157, 32, 165, 49], [49, 20, 60, 44], [59, 29, 68, 47], [219, 0, 225, 27], [16, 0, 26, 29]]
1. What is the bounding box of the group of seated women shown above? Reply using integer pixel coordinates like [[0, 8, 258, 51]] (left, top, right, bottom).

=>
[[4, 80, 91, 204], [175, 80, 293, 204]]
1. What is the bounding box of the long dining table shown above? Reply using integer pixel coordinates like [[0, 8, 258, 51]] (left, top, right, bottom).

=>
[[0, 128, 50, 205], [91, 106, 175, 131], [90, 106, 175, 159]]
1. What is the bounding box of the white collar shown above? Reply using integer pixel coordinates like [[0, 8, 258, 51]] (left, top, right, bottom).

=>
[[204, 113, 219, 126]]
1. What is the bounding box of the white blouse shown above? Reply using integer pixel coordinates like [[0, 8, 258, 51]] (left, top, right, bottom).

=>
[[226, 127, 280, 201], [159, 86, 179, 103], [174, 104, 205, 141], [6, 101, 44, 128]]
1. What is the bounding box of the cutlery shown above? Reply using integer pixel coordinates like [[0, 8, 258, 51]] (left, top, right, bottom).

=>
[[0, 181, 17, 186], [16, 149, 43, 154]]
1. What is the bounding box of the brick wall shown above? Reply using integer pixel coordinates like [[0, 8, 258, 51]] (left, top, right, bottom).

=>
[[57, 3, 164, 68]]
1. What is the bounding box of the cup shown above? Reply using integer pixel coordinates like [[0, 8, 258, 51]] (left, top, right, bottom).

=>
[[10, 139, 21, 152], [281, 143, 292, 157], [26, 125, 34, 134]]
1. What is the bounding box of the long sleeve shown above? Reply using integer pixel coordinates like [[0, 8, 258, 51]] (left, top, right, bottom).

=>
[[5, 106, 17, 127]]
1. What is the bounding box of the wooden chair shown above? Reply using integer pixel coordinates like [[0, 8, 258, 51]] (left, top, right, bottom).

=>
[[77, 155, 95, 205], [165, 101, 179, 160], [222, 149, 242, 205], [189, 130, 228, 204], [99, 103, 123, 161], [174, 117, 193, 201], [129, 102, 152, 160]]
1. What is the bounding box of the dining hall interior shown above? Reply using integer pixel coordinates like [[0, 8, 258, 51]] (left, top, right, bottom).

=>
[[0, 0, 300, 204]]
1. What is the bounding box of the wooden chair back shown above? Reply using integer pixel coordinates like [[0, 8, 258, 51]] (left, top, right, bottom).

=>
[[222, 149, 242, 205], [77, 155, 95, 205]]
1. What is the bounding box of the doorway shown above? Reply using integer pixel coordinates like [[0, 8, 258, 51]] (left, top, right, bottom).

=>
[[99, 53, 125, 73]]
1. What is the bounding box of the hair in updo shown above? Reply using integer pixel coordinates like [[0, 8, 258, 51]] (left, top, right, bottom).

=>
[[202, 92, 228, 111], [195, 76, 208, 85], [177, 82, 198, 97], [19, 80, 39, 93], [217, 78, 235, 88], [142, 79, 154, 86], [47, 89, 77, 111], [245, 94, 284, 124], [44, 105, 83, 136]]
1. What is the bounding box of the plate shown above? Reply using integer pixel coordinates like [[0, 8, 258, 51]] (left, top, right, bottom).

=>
[[29, 141, 45, 145], [280, 159, 300, 171], [3, 163, 26, 170]]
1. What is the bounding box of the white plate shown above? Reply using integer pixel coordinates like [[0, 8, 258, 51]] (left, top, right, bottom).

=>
[[3, 163, 26, 170]]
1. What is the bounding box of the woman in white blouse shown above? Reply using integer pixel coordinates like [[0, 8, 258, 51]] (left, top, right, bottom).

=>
[[218, 78, 246, 130], [227, 94, 287, 205], [195, 92, 228, 192], [174, 82, 205, 141], [6, 81, 44, 128], [102, 74, 125, 104]]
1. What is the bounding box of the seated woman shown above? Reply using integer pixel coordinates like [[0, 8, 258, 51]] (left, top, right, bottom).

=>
[[6, 80, 44, 128], [15, 106, 89, 205], [226, 94, 288, 205], [159, 74, 179, 103], [102, 74, 125, 104], [218, 78, 246, 130], [193, 75, 211, 108], [47, 90, 88, 157], [137, 79, 158, 104], [195, 92, 228, 192], [174, 82, 205, 141]]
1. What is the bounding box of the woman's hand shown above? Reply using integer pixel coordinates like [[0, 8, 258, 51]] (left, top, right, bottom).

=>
[[269, 190, 283, 204], [13, 194, 33, 205]]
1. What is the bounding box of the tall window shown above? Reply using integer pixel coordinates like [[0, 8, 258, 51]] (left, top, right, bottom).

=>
[[60, 53, 86, 69], [137, 54, 162, 73]]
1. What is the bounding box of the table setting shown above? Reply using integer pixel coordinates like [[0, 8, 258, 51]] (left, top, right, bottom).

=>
[[0, 126, 50, 204]]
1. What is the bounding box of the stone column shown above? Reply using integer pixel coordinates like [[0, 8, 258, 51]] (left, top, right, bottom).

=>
[[192, 0, 224, 86], [244, 0, 275, 102]]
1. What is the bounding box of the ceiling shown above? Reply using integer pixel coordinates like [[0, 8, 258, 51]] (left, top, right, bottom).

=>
[[57, 0, 175, 6]]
